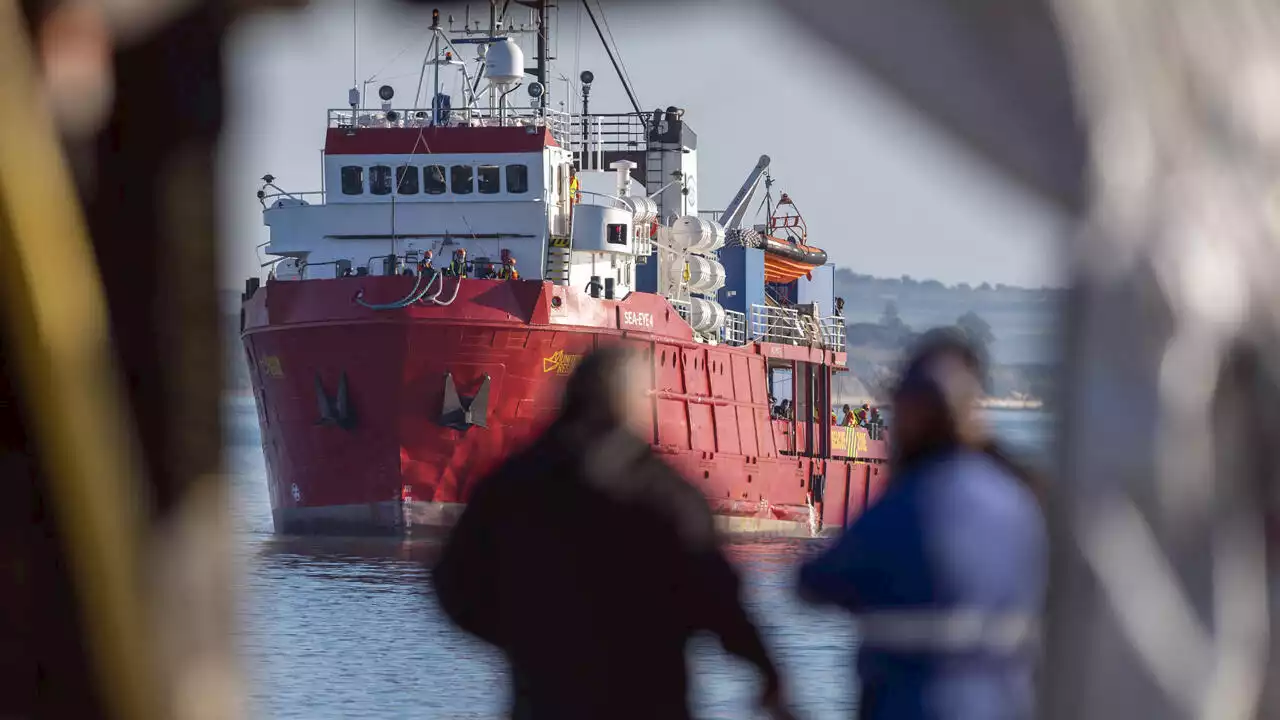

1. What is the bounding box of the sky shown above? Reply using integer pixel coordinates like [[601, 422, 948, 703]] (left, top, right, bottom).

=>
[[218, 0, 1068, 290]]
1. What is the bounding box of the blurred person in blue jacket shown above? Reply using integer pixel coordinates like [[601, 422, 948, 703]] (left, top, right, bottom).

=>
[[798, 329, 1047, 720]]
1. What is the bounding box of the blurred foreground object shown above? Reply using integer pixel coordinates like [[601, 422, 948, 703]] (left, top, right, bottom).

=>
[[1, 0, 307, 717], [772, 0, 1279, 717], [432, 346, 791, 720], [0, 2, 154, 717], [772, 0, 1086, 213], [1046, 2, 1278, 717], [799, 330, 1046, 720]]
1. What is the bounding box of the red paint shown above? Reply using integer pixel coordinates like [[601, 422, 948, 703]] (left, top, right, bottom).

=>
[[242, 275, 889, 534], [324, 126, 558, 155]]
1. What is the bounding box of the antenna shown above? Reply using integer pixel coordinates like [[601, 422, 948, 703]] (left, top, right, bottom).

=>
[[352, 0, 358, 95], [443, 1, 550, 116]]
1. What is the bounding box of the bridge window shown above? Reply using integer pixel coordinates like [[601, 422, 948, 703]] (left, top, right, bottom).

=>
[[340, 166, 364, 195], [370, 165, 393, 195], [396, 166, 419, 195], [478, 165, 500, 194], [451, 165, 474, 194], [506, 164, 529, 194], [424, 165, 446, 195]]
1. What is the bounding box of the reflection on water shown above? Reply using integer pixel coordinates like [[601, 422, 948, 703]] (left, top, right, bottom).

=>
[[229, 394, 1050, 719]]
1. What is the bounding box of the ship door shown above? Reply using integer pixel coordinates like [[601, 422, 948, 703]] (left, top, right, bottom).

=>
[[550, 161, 571, 237], [767, 359, 794, 454], [778, 359, 832, 459], [803, 361, 832, 459]]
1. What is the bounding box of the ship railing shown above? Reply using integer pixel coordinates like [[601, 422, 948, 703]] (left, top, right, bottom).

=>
[[327, 107, 574, 147], [721, 309, 747, 346], [749, 304, 847, 351], [669, 298, 691, 325], [665, 299, 747, 346], [632, 227, 653, 258], [819, 315, 847, 351], [568, 112, 656, 157], [576, 190, 631, 211], [260, 189, 325, 207], [749, 303, 807, 345]]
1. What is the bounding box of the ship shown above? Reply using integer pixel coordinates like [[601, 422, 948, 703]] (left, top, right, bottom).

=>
[[239, 1, 890, 537]]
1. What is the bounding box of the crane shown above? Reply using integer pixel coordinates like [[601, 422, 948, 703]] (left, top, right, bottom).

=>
[[717, 155, 771, 231]]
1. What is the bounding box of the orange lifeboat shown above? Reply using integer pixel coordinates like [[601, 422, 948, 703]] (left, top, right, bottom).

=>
[[762, 193, 827, 283]]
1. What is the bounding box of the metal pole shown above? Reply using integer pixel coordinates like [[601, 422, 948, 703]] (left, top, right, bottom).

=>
[[432, 33, 440, 126], [536, 0, 549, 111]]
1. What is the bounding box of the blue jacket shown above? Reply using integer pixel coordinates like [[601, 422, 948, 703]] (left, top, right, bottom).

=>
[[798, 450, 1046, 720]]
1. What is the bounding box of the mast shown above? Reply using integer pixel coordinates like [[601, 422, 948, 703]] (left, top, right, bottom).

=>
[[431, 10, 440, 126], [582, 0, 642, 116], [488, 0, 498, 115], [513, 0, 552, 113], [537, 0, 550, 110]]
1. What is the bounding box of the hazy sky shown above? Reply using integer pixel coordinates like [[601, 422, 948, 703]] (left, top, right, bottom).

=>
[[218, 0, 1068, 290]]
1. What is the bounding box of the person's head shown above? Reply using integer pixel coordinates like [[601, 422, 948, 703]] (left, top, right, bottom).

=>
[[861, 402, 869, 410], [558, 345, 650, 438], [842, 404, 850, 413], [890, 328, 988, 468]]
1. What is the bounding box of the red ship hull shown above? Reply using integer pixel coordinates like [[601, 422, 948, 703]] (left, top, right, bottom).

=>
[[241, 275, 889, 537]]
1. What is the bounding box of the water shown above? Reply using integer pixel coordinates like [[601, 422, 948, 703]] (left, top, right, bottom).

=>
[[230, 395, 1052, 719]]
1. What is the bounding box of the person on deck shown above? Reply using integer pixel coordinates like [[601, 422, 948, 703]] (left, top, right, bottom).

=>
[[853, 402, 870, 427], [417, 249, 434, 276], [868, 407, 885, 438], [432, 346, 791, 720], [497, 250, 519, 280], [797, 329, 1047, 720], [775, 398, 792, 421], [445, 248, 468, 278], [841, 404, 856, 427]]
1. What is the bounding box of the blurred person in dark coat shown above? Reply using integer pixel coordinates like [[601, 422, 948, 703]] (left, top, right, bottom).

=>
[[798, 329, 1047, 720], [432, 345, 789, 720]]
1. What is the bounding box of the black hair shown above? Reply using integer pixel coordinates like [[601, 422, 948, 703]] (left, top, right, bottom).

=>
[[556, 344, 639, 434], [892, 328, 1044, 502]]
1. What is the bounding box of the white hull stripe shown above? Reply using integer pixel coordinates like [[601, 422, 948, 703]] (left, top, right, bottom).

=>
[[855, 610, 1039, 653]]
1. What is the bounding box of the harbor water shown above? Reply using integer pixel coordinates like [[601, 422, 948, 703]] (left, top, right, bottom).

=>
[[229, 393, 1051, 719]]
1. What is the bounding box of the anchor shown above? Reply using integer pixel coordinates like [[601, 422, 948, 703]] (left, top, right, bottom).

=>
[[315, 371, 356, 430], [439, 372, 490, 430]]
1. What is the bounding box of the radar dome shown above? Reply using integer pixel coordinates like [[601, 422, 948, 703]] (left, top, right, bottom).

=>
[[484, 38, 525, 85]]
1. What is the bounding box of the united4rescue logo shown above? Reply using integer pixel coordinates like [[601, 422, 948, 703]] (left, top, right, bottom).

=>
[[542, 349, 582, 375], [260, 355, 284, 378]]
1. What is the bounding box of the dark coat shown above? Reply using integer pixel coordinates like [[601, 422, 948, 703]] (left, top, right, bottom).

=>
[[432, 424, 778, 720]]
